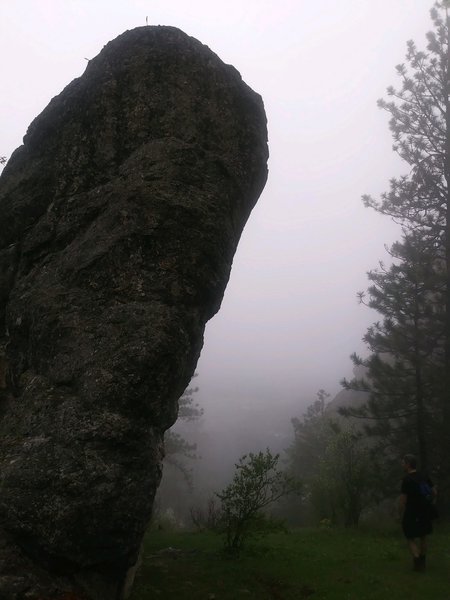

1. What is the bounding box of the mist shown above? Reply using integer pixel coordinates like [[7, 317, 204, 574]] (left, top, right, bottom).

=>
[[1, 0, 432, 514]]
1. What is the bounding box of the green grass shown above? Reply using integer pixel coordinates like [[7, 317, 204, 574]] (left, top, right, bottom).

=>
[[130, 525, 450, 599]]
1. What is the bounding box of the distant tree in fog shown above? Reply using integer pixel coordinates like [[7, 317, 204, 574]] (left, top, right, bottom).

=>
[[153, 377, 204, 524], [164, 375, 203, 486], [176, 378, 203, 422], [310, 429, 373, 528], [287, 392, 374, 527], [287, 390, 334, 481]]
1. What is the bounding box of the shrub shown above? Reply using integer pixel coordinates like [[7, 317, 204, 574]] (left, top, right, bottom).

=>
[[216, 449, 300, 553]]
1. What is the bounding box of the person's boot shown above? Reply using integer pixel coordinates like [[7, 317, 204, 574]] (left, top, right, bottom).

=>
[[418, 554, 426, 571], [413, 556, 421, 571]]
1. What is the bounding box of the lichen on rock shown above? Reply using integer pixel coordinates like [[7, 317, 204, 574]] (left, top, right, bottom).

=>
[[0, 26, 268, 599]]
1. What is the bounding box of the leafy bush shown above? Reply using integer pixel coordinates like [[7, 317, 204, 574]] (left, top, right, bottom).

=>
[[216, 449, 300, 553]]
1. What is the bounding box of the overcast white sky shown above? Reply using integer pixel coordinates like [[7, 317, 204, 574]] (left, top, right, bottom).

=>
[[0, 1, 433, 424]]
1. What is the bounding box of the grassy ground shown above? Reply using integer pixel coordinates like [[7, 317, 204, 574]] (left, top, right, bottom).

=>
[[130, 525, 450, 600]]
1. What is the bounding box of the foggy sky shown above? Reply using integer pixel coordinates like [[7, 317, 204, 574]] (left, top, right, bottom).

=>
[[0, 1, 432, 425]]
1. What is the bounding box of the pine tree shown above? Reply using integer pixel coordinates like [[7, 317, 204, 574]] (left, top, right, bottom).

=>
[[342, 2, 450, 500], [342, 233, 445, 473], [362, 2, 450, 380], [163, 376, 203, 486]]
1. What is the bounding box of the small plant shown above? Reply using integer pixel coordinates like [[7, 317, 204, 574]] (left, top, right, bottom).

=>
[[319, 518, 332, 528], [150, 507, 185, 532], [216, 449, 300, 553]]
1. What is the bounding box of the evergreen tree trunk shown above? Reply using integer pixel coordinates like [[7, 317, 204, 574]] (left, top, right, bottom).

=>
[[444, 5, 450, 439], [413, 286, 428, 471], [414, 363, 428, 471]]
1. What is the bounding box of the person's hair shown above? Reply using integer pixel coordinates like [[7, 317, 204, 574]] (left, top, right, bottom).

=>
[[403, 454, 417, 469]]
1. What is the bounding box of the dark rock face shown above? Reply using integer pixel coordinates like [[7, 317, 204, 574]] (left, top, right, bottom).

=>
[[0, 26, 268, 599]]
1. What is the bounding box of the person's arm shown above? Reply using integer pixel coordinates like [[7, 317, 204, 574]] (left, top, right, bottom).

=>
[[399, 493, 407, 517], [427, 477, 438, 502]]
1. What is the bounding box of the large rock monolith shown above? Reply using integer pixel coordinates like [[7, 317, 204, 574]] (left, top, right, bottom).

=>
[[0, 26, 268, 599]]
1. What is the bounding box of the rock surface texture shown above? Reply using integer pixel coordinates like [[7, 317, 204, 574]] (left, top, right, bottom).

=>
[[0, 26, 268, 599]]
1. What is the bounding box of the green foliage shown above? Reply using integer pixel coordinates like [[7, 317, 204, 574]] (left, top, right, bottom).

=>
[[287, 390, 335, 481], [216, 449, 300, 553], [287, 393, 375, 527], [311, 430, 374, 528]]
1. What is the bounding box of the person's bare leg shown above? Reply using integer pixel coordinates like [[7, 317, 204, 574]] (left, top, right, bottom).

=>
[[419, 536, 427, 556], [408, 539, 420, 558], [407, 539, 422, 571], [418, 536, 427, 570]]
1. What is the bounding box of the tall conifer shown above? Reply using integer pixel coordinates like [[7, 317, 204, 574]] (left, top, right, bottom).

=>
[[342, 3, 450, 495]]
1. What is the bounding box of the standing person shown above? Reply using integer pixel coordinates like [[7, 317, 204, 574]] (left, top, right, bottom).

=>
[[399, 454, 437, 572]]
